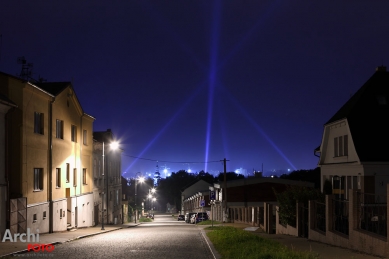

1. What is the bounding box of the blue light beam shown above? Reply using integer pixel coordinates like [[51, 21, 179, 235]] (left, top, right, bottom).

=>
[[222, 86, 297, 171], [204, 0, 222, 173]]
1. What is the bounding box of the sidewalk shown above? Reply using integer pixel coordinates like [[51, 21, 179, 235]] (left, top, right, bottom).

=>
[[0, 223, 138, 258], [219, 223, 384, 259]]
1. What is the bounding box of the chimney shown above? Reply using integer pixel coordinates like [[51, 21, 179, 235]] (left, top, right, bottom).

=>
[[376, 66, 387, 72]]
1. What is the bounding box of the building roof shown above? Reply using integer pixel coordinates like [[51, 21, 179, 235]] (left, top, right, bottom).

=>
[[325, 66, 389, 162], [34, 82, 70, 96], [0, 94, 17, 108]]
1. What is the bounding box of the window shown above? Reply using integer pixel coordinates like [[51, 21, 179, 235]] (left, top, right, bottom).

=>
[[83, 168, 87, 185], [83, 130, 87, 145], [71, 125, 77, 142], [339, 136, 343, 156], [33, 214, 37, 222], [56, 119, 64, 139], [66, 163, 70, 182], [334, 135, 348, 157], [60, 209, 63, 219], [34, 112, 44, 134], [334, 137, 338, 157], [43, 211, 46, 219], [344, 135, 348, 156], [73, 169, 77, 187], [56, 168, 61, 188], [34, 168, 43, 191]]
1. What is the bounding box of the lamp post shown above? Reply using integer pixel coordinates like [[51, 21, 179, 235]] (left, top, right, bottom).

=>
[[134, 175, 144, 223], [101, 141, 118, 230], [147, 188, 156, 211]]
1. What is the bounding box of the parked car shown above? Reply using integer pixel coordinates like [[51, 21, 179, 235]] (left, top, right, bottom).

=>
[[185, 213, 196, 223], [195, 212, 208, 223], [190, 212, 209, 224], [177, 215, 185, 221]]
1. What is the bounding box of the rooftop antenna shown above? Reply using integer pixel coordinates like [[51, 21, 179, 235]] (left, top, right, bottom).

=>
[[17, 56, 33, 80]]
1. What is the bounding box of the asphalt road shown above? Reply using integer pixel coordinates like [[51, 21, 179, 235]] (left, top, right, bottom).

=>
[[13, 214, 215, 259]]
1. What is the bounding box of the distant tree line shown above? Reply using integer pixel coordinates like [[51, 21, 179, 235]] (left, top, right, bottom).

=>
[[123, 167, 321, 214]]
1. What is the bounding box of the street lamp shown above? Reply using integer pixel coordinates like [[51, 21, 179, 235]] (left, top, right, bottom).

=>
[[135, 175, 144, 223], [147, 188, 156, 211], [101, 141, 118, 230]]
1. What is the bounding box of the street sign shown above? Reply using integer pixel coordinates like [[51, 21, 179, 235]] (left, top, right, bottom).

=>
[[210, 191, 216, 200], [200, 200, 205, 207]]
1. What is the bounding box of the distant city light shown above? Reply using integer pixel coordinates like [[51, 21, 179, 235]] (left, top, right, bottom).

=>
[[288, 169, 290, 172]]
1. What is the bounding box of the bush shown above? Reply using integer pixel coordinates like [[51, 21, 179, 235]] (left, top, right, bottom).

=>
[[274, 186, 324, 226]]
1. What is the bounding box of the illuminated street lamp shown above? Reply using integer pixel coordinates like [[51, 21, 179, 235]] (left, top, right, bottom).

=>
[[135, 175, 144, 224], [101, 141, 119, 230], [147, 188, 156, 210]]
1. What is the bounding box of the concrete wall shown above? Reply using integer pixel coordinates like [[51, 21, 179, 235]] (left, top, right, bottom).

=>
[[52, 198, 68, 232], [67, 193, 93, 229], [308, 188, 389, 258], [27, 202, 50, 234]]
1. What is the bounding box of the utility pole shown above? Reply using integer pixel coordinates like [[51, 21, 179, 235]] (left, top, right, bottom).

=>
[[221, 158, 229, 222]]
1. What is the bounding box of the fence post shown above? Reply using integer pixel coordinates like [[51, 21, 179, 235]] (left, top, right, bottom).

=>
[[349, 189, 355, 234], [326, 194, 334, 233], [387, 184, 389, 242]]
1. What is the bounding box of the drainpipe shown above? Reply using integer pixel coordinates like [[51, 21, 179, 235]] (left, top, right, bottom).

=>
[[49, 98, 55, 233], [5, 107, 16, 230]]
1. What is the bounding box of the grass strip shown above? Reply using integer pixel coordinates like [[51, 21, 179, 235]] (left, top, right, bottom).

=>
[[206, 226, 318, 259]]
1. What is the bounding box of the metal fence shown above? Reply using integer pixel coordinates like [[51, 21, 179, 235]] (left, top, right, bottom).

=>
[[332, 198, 349, 235], [357, 192, 387, 237], [313, 201, 326, 233]]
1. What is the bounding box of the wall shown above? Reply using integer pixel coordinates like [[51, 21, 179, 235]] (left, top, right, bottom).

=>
[[27, 202, 50, 234], [308, 189, 389, 258]]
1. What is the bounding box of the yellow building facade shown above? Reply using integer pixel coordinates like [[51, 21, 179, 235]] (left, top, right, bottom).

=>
[[0, 72, 95, 234]]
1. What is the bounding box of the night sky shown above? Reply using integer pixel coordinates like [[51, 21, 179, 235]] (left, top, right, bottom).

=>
[[2, 1, 389, 178]]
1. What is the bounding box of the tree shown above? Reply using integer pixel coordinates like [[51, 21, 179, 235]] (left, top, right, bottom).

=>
[[157, 170, 198, 212], [280, 167, 321, 189], [274, 185, 324, 226], [216, 172, 245, 182]]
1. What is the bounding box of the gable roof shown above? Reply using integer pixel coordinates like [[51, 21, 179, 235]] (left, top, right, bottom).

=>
[[325, 67, 389, 162], [34, 82, 70, 96]]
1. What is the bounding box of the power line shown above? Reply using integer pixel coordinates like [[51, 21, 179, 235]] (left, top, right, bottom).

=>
[[121, 153, 222, 164]]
